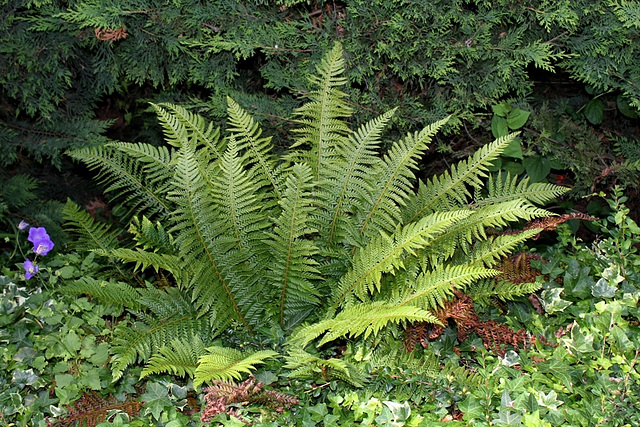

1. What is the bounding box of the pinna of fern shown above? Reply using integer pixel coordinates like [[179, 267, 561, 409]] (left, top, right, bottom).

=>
[[65, 41, 567, 384]]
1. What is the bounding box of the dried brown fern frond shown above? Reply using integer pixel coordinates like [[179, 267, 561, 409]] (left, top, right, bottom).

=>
[[201, 375, 299, 423], [496, 252, 543, 284], [404, 290, 553, 357], [53, 391, 142, 427], [499, 212, 597, 239]]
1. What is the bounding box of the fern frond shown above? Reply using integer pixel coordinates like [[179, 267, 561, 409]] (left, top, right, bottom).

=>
[[291, 301, 442, 348], [68, 142, 173, 219], [140, 336, 207, 379], [397, 265, 500, 311], [291, 42, 352, 181], [212, 137, 272, 253], [62, 199, 120, 253], [478, 172, 569, 206], [62, 277, 142, 311], [425, 199, 553, 262], [403, 133, 518, 223], [459, 228, 543, 268], [168, 140, 257, 330], [226, 97, 283, 199], [128, 216, 176, 252], [264, 163, 321, 330], [356, 117, 450, 240], [104, 248, 184, 281], [332, 210, 471, 308], [314, 108, 396, 245], [467, 279, 542, 307], [194, 347, 278, 387], [152, 103, 223, 157], [284, 347, 367, 387], [110, 287, 210, 381]]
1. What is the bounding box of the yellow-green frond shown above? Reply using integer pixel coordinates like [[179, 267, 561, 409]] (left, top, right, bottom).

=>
[[290, 301, 442, 348], [194, 347, 278, 387]]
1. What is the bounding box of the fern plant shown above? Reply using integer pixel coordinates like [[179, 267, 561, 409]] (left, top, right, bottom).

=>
[[66, 42, 567, 384]]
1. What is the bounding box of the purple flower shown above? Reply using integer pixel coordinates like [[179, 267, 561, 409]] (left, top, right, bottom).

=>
[[18, 220, 29, 230], [27, 227, 54, 256], [24, 259, 39, 280]]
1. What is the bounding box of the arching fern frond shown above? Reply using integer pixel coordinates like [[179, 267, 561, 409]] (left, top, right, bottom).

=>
[[397, 265, 500, 311], [478, 172, 569, 206], [168, 140, 257, 330], [226, 96, 283, 199], [68, 142, 173, 219], [425, 199, 554, 263], [402, 133, 518, 224], [355, 117, 450, 241], [457, 228, 543, 268], [62, 277, 142, 312], [97, 215, 185, 282], [314, 108, 395, 246], [62, 199, 121, 253], [291, 41, 352, 181], [332, 209, 471, 308], [140, 336, 207, 379], [212, 137, 272, 253], [110, 287, 211, 381], [284, 347, 367, 387], [291, 301, 442, 348], [152, 103, 223, 157], [194, 346, 278, 387], [467, 279, 542, 307]]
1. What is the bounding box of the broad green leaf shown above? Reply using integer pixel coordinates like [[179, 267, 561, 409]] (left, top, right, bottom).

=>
[[492, 102, 511, 117], [502, 137, 523, 159], [523, 156, 551, 182], [617, 94, 638, 119], [584, 99, 604, 125], [507, 108, 530, 129], [492, 115, 509, 138]]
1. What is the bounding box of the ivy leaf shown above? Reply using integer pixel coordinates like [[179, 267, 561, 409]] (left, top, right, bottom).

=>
[[538, 358, 573, 391], [459, 395, 486, 420], [536, 390, 564, 411], [377, 401, 411, 426], [562, 324, 595, 356], [492, 410, 522, 425], [140, 382, 172, 420], [584, 99, 604, 125], [541, 288, 572, 313], [12, 368, 39, 388], [611, 326, 633, 351], [591, 278, 617, 298]]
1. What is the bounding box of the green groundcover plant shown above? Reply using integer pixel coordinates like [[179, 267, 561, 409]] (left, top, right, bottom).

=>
[[2, 190, 639, 426]]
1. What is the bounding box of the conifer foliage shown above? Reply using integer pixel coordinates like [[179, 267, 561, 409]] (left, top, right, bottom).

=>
[[66, 43, 567, 384]]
